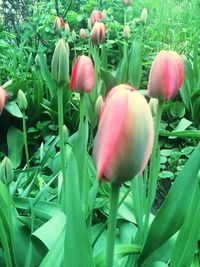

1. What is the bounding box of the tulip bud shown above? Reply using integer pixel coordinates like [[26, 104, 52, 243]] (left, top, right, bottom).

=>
[[17, 89, 28, 111], [64, 23, 70, 35], [148, 50, 184, 100], [87, 18, 92, 30], [93, 84, 154, 183], [90, 10, 103, 25], [63, 125, 69, 145], [80, 28, 87, 40], [141, 8, 148, 24], [123, 25, 131, 39], [149, 98, 158, 117], [54, 17, 65, 33], [90, 22, 106, 45], [51, 38, 70, 87], [0, 87, 6, 114], [122, 0, 132, 6], [70, 55, 95, 93], [95, 95, 104, 117], [0, 157, 14, 185], [71, 30, 76, 41]]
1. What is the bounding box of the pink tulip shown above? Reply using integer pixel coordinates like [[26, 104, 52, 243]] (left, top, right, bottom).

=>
[[0, 87, 6, 114], [148, 50, 184, 100], [90, 22, 106, 44], [54, 17, 65, 33], [122, 0, 132, 6], [70, 55, 95, 93], [93, 84, 154, 183], [80, 28, 87, 39], [90, 10, 103, 25]]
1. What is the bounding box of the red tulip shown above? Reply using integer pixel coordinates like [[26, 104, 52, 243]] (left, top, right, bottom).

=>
[[90, 10, 103, 25], [93, 84, 154, 183], [148, 50, 184, 100], [90, 22, 106, 45], [80, 28, 87, 39], [122, 0, 132, 6], [0, 87, 6, 114], [54, 17, 65, 33], [70, 55, 95, 93]]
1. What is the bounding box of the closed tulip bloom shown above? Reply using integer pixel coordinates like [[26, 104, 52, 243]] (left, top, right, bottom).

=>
[[122, 0, 132, 6], [51, 38, 70, 87], [90, 22, 106, 44], [148, 50, 184, 100], [0, 87, 6, 114], [93, 84, 154, 183], [54, 17, 65, 33], [141, 8, 148, 24], [91, 10, 103, 25], [123, 25, 131, 39], [70, 55, 95, 93], [80, 28, 87, 39]]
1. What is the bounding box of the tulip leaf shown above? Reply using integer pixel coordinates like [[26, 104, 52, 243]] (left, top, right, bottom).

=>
[[36, 53, 56, 99], [170, 184, 200, 267], [4, 101, 22, 118], [128, 39, 142, 89], [64, 151, 94, 267], [7, 126, 24, 169], [139, 143, 200, 264]]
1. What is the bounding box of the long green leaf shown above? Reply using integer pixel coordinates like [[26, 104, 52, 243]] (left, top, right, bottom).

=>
[[139, 143, 200, 264], [64, 152, 94, 267], [170, 184, 200, 267]]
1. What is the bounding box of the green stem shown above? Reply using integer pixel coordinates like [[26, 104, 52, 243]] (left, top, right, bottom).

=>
[[79, 93, 84, 126], [105, 183, 120, 267], [144, 100, 163, 237], [22, 111, 30, 181], [58, 87, 67, 206], [92, 186, 131, 247], [124, 7, 127, 26]]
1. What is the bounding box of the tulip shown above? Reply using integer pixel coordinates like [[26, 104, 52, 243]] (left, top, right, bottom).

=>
[[95, 95, 104, 117], [0, 157, 14, 185], [54, 17, 65, 33], [149, 98, 158, 117], [90, 10, 103, 25], [122, 0, 132, 6], [123, 25, 131, 39], [93, 84, 154, 183], [64, 23, 70, 35], [17, 89, 28, 111], [0, 87, 6, 114], [90, 22, 106, 45], [70, 55, 95, 93], [141, 8, 148, 24], [51, 38, 69, 87], [80, 28, 87, 39], [148, 50, 184, 100]]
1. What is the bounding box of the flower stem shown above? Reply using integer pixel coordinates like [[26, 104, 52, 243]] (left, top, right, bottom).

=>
[[144, 100, 163, 237], [58, 86, 67, 205], [79, 93, 84, 126], [105, 183, 120, 267], [22, 111, 30, 181]]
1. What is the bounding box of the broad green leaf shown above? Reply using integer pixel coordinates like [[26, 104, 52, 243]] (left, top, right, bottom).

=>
[[149, 262, 168, 267], [64, 152, 94, 267], [128, 39, 142, 89], [115, 47, 128, 84], [7, 126, 24, 168], [170, 184, 200, 267], [32, 211, 66, 251], [5, 80, 32, 96], [38, 227, 64, 267], [139, 144, 200, 264], [4, 101, 22, 118]]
